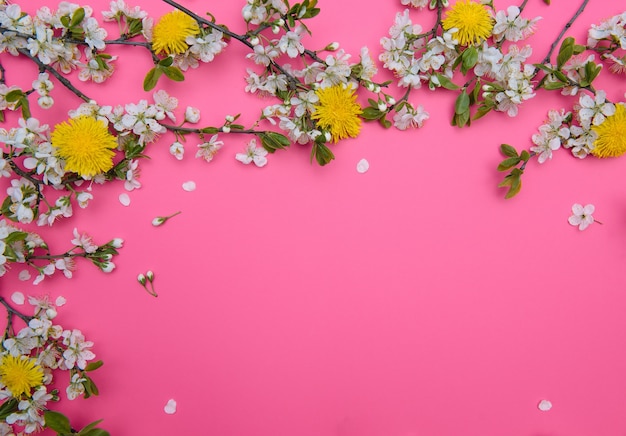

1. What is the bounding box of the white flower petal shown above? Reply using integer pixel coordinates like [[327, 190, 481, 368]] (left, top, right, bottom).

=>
[[182, 181, 196, 192], [18, 270, 31, 281], [537, 399, 552, 411], [119, 193, 131, 206], [55, 296, 67, 306], [568, 215, 582, 226], [356, 158, 370, 173], [253, 155, 268, 167], [583, 204, 595, 215], [11, 292, 25, 305], [571, 203, 584, 215], [164, 399, 177, 414]]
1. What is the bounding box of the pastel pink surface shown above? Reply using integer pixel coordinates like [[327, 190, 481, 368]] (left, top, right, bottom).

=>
[[2, 1, 626, 435]]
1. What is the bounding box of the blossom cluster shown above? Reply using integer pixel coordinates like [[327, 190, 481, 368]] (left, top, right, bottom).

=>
[[0, 219, 123, 284], [498, 10, 626, 197], [0, 295, 101, 434], [380, 1, 541, 126]]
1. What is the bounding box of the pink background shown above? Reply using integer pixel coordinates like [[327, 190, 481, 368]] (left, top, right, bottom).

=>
[[3, 0, 626, 435]]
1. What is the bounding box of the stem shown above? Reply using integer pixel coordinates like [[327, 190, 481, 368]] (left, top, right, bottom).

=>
[[27, 251, 88, 261], [539, 0, 590, 66], [17, 48, 92, 103], [0, 60, 5, 84], [0, 296, 33, 337], [160, 123, 267, 135]]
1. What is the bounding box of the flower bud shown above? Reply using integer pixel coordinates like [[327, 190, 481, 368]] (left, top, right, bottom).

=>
[[272, 25, 280, 34], [276, 18, 285, 27], [222, 126, 231, 133], [146, 270, 154, 282], [101, 262, 115, 273], [137, 274, 147, 285], [111, 238, 124, 248], [184, 106, 201, 123], [152, 217, 166, 226], [373, 85, 381, 93], [249, 37, 260, 46], [225, 114, 235, 122], [386, 96, 396, 105], [46, 308, 58, 319], [325, 42, 340, 51], [378, 102, 387, 112], [324, 131, 332, 142]]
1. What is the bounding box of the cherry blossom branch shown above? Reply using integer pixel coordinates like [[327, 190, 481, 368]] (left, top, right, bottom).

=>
[[0, 296, 33, 337], [538, 0, 590, 66], [16, 48, 92, 103]]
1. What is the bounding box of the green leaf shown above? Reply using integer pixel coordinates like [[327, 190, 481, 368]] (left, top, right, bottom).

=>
[[461, 46, 478, 74], [434, 73, 459, 90], [497, 157, 521, 171], [78, 420, 104, 434], [500, 143, 518, 158], [158, 56, 174, 67], [472, 105, 492, 121], [0, 398, 18, 420], [83, 376, 99, 398], [44, 411, 72, 434], [520, 150, 530, 161], [259, 132, 291, 152], [161, 66, 184, 82], [84, 360, 104, 372], [556, 37, 574, 69], [60, 15, 71, 28], [361, 107, 383, 120], [313, 143, 334, 166], [454, 91, 470, 115], [199, 127, 219, 134], [4, 89, 24, 103], [542, 81, 567, 90], [505, 175, 522, 199], [19, 97, 31, 119], [70, 7, 85, 27], [584, 61, 602, 83], [143, 68, 162, 91]]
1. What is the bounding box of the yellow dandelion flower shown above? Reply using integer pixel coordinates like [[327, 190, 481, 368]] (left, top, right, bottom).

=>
[[591, 103, 626, 158], [0, 354, 44, 397], [311, 85, 363, 143], [51, 116, 117, 177], [442, 0, 494, 46], [152, 10, 200, 55]]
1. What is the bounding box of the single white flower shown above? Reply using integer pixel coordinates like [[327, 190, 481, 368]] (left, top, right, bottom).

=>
[[235, 139, 268, 167], [170, 141, 185, 160], [568, 203, 597, 231]]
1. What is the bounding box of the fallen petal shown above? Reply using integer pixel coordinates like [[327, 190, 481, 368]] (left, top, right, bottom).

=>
[[11, 292, 25, 305], [182, 181, 196, 192], [164, 399, 177, 414], [119, 193, 131, 206], [356, 158, 370, 174], [537, 399, 552, 411]]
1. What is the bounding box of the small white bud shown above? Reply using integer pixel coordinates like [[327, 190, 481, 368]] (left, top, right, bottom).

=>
[[377, 102, 387, 112], [111, 238, 124, 248], [137, 273, 147, 285], [249, 37, 260, 46], [324, 131, 332, 142], [101, 262, 115, 273], [365, 82, 375, 91], [146, 270, 155, 281], [276, 18, 285, 27], [222, 126, 231, 133], [326, 42, 339, 51], [45, 308, 58, 319], [272, 25, 280, 34], [386, 96, 396, 105], [184, 106, 201, 123], [152, 217, 166, 226], [373, 85, 381, 93], [225, 115, 235, 123]]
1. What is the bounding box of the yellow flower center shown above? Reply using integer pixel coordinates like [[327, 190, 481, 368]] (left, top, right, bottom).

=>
[[442, 0, 494, 46], [311, 85, 363, 143], [51, 116, 117, 177], [0, 354, 44, 398], [591, 103, 626, 158], [152, 10, 200, 55]]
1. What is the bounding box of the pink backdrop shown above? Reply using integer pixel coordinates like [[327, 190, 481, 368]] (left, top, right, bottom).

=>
[[2, 0, 626, 435]]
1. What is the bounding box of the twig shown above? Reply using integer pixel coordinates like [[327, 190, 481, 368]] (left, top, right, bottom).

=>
[[539, 0, 590, 66]]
